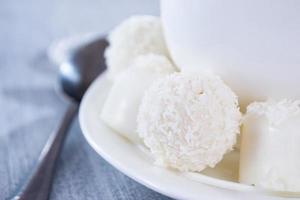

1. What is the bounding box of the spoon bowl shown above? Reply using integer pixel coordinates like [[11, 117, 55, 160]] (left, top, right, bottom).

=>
[[60, 37, 108, 102]]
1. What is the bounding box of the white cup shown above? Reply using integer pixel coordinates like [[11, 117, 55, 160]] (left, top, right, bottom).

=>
[[161, 0, 300, 108]]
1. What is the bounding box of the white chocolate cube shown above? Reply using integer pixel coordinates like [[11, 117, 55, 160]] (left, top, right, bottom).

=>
[[101, 54, 175, 143], [239, 100, 300, 192]]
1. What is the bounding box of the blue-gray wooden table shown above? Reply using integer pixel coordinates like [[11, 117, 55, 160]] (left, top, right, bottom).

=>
[[0, 0, 171, 199]]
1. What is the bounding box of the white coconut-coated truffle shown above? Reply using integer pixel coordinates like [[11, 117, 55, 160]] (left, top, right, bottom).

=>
[[137, 73, 241, 172], [105, 15, 169, 79], [101, 54, 175, 143]]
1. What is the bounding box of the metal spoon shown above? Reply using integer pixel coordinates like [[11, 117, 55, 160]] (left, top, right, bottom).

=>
[[12, 37, 108, 200]]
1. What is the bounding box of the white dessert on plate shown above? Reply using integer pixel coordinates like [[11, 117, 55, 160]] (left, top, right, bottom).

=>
[[240, 100, 300, 192], [137, 73, 241, 172], [105, 15, 170, 80], [101, 54, 175, 143], [98, 0, 300, 194]]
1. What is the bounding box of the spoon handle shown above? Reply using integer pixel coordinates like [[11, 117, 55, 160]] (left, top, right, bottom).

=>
[[12, 101, 78, 200]]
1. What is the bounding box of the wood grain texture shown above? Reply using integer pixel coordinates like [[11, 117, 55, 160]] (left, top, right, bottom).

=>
[[0, 0, 171, 199]]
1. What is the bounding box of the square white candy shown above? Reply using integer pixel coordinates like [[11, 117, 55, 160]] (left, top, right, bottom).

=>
[[239, 100, 300, 192]]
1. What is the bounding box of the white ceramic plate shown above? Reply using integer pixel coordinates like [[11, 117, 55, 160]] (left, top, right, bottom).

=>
[[79, 73, 289, 200]]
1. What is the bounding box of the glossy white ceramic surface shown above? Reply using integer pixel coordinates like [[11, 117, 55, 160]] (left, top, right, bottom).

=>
[[161, 0, 300, 108]]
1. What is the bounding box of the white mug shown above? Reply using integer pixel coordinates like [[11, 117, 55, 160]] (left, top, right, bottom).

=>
[[161, 0, 300, 108]]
